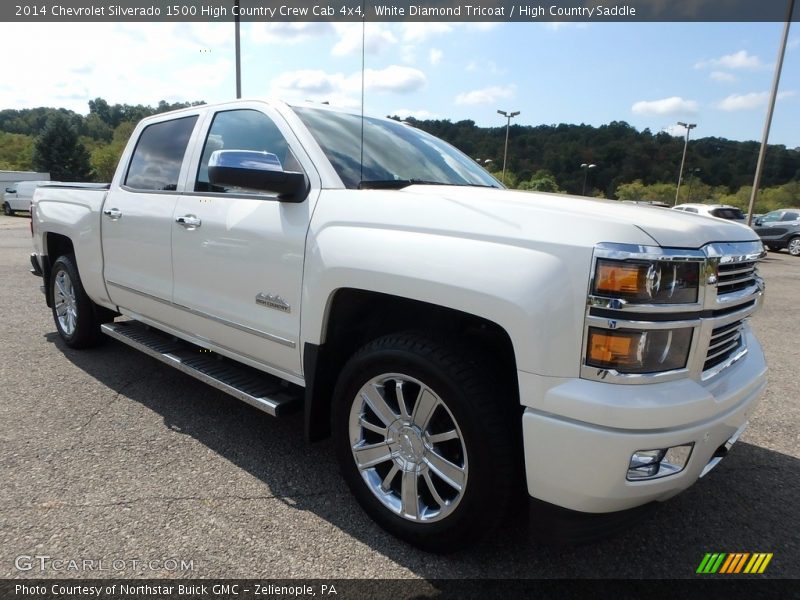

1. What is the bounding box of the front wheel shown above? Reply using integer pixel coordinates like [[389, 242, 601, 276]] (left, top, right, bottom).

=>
[[50, 254, 104, 348], [788, 237, 800, 257], [766, 245, 781, 253], [3, 202, 13, 216], [333, 333, 519, 552]]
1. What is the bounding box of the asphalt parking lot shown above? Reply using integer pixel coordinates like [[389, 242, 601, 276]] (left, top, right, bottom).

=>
[[0, 212, 798, 581]]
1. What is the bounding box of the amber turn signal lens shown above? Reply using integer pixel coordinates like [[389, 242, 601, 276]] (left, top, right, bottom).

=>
[[587, 329, 639, 367], [586, 327, 693, 374], [594, 262, 645, 296]]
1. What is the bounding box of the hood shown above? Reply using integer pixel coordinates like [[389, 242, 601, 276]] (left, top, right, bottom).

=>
[[400, 186, 759, 249]]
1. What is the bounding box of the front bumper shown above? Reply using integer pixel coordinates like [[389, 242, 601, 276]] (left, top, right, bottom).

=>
[[520, 327, 767, 513]]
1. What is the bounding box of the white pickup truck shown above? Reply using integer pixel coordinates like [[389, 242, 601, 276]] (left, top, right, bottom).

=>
[[30, 100, 767, 551]]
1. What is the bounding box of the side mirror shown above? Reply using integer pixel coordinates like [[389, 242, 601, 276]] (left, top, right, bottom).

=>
[[754, 218, 762, 226], [208, 150, 308, 202]]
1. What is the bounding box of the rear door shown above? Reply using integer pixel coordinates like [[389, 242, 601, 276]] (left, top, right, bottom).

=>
[[170, 104, 320, 379], [101, 113, 202, 317]]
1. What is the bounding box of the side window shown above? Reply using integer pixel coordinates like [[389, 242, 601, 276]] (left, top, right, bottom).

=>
[[125, 116, 198, 191], [195, 109, 303, 193], [685, 207, 698, 214], [781, 211, 799, 221], [761, 211, 781, 223]]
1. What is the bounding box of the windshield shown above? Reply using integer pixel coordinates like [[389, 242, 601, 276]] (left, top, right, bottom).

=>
[[292, 106, 502, 190]]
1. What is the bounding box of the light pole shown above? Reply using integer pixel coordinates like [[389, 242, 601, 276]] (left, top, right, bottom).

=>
[[580, 163, 596, 196], [674, 122, 696, 206], [747, 0, 794, 225], [497, 109, 520, 185], [234, 0, 242, 98]]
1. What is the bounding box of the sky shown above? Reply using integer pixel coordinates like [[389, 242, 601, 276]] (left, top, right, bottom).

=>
[[1, 21, 798, 147]]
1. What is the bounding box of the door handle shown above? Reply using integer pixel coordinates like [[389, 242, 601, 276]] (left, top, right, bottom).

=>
[[176, 215, 202, 229], [103, 208, 122, 220]]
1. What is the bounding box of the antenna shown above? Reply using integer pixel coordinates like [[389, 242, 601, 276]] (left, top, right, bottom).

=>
[[359, 9, 366, 184]]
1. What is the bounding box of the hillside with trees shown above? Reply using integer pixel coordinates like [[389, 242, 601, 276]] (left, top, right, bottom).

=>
[[1, 99, 797, 214]]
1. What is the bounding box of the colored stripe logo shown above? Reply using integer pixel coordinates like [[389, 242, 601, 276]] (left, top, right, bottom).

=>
[[697, 553, 773, 574]]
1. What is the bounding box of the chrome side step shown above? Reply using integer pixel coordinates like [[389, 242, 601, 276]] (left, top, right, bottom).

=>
[[101, 321, 302, 417]]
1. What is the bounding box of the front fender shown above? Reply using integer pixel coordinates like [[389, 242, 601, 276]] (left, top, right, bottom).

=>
[[301, 224, 592, 378]]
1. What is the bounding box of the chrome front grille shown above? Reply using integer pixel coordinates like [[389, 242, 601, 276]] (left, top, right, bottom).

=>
[[704, 320, 745, 371], [717, 260, 758, 295]]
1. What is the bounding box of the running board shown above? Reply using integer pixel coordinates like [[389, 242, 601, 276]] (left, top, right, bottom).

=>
[[101, 321, 302, 417]]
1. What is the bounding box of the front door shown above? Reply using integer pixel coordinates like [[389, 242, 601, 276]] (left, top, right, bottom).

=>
[[170, 106, 318, 379]]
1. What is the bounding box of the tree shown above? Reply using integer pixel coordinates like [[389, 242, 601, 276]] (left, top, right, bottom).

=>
[[518, 169, 561, 192], [32, 113, 93, 181], [91, 122, 135, 182]]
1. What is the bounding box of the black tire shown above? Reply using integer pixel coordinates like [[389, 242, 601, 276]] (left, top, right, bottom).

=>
[[332, 332, 520, 552], [766, 245, 781, 253], [788, 236, 800, 257], [3, 202, 13, 216], [50, 254, 104, 348]]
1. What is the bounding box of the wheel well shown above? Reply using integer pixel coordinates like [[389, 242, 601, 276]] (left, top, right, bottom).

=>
[[43, 233, 75, 307], [303, 288, 519, 442]]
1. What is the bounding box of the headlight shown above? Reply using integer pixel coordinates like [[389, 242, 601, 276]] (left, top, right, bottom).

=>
[[593, 259, 699, 304], [586, 327, 693, 374]]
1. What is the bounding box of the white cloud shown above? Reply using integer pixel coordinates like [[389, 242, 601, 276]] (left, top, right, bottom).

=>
[[0, 23, 237, 113], [364, 66, 427, 93], [631, 96, 699, 116], [789, 38, 799, 50], [695, 50, 762, 70], [429, 48, 443, 65], [270, 70, 343, 95], [270, 65, 426, 106], [332, 23, 397, 56], [248, 22, 334, 45], [390, 108, 440, 120], [716, 91, 796, 111], [455, 85, 516, 106], [710, 71, 737, 83]]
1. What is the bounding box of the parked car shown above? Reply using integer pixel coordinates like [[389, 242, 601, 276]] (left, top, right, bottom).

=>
[[30, 100, 767, 551], [673, 203, 747, 224], [3, 180, 57, 216], [752, 208, 800, 256]]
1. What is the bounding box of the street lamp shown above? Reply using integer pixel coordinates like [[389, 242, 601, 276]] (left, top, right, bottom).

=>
[[674, 122, 697, 206], [497, 109, 520, 185], [580, 163, 596, 196]]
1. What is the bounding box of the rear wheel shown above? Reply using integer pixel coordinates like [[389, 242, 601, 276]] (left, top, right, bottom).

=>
[[50, 254, 104, 348], [788, 237, 800, 257], [3, 202, 13, 216], [333, 333, 519, 552]]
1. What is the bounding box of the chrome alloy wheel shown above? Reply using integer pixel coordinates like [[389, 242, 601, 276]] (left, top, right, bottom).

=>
[[348, 374, 468, 523], [54, 270, 78, 336], [789, 238, 800, 257]]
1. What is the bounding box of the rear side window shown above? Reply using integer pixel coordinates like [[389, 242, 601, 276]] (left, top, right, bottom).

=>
[[781, 211, 799, 221], [711, 208, 745, 220], [125, 116, 198, 191], [684, 207, 698, 214]]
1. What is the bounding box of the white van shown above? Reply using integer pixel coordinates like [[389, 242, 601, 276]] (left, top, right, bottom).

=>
[[3, 181, 57, 215]]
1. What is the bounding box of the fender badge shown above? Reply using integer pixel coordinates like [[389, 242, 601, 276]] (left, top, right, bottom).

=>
[[256, 293, 291, 313]]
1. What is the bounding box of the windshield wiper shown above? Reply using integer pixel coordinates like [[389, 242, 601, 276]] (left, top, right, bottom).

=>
[[358, 179, 499, 190], [358, 179, 450, 190]]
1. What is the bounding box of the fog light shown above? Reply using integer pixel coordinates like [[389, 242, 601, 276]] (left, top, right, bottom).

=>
[[627, 444, 693, 481]]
